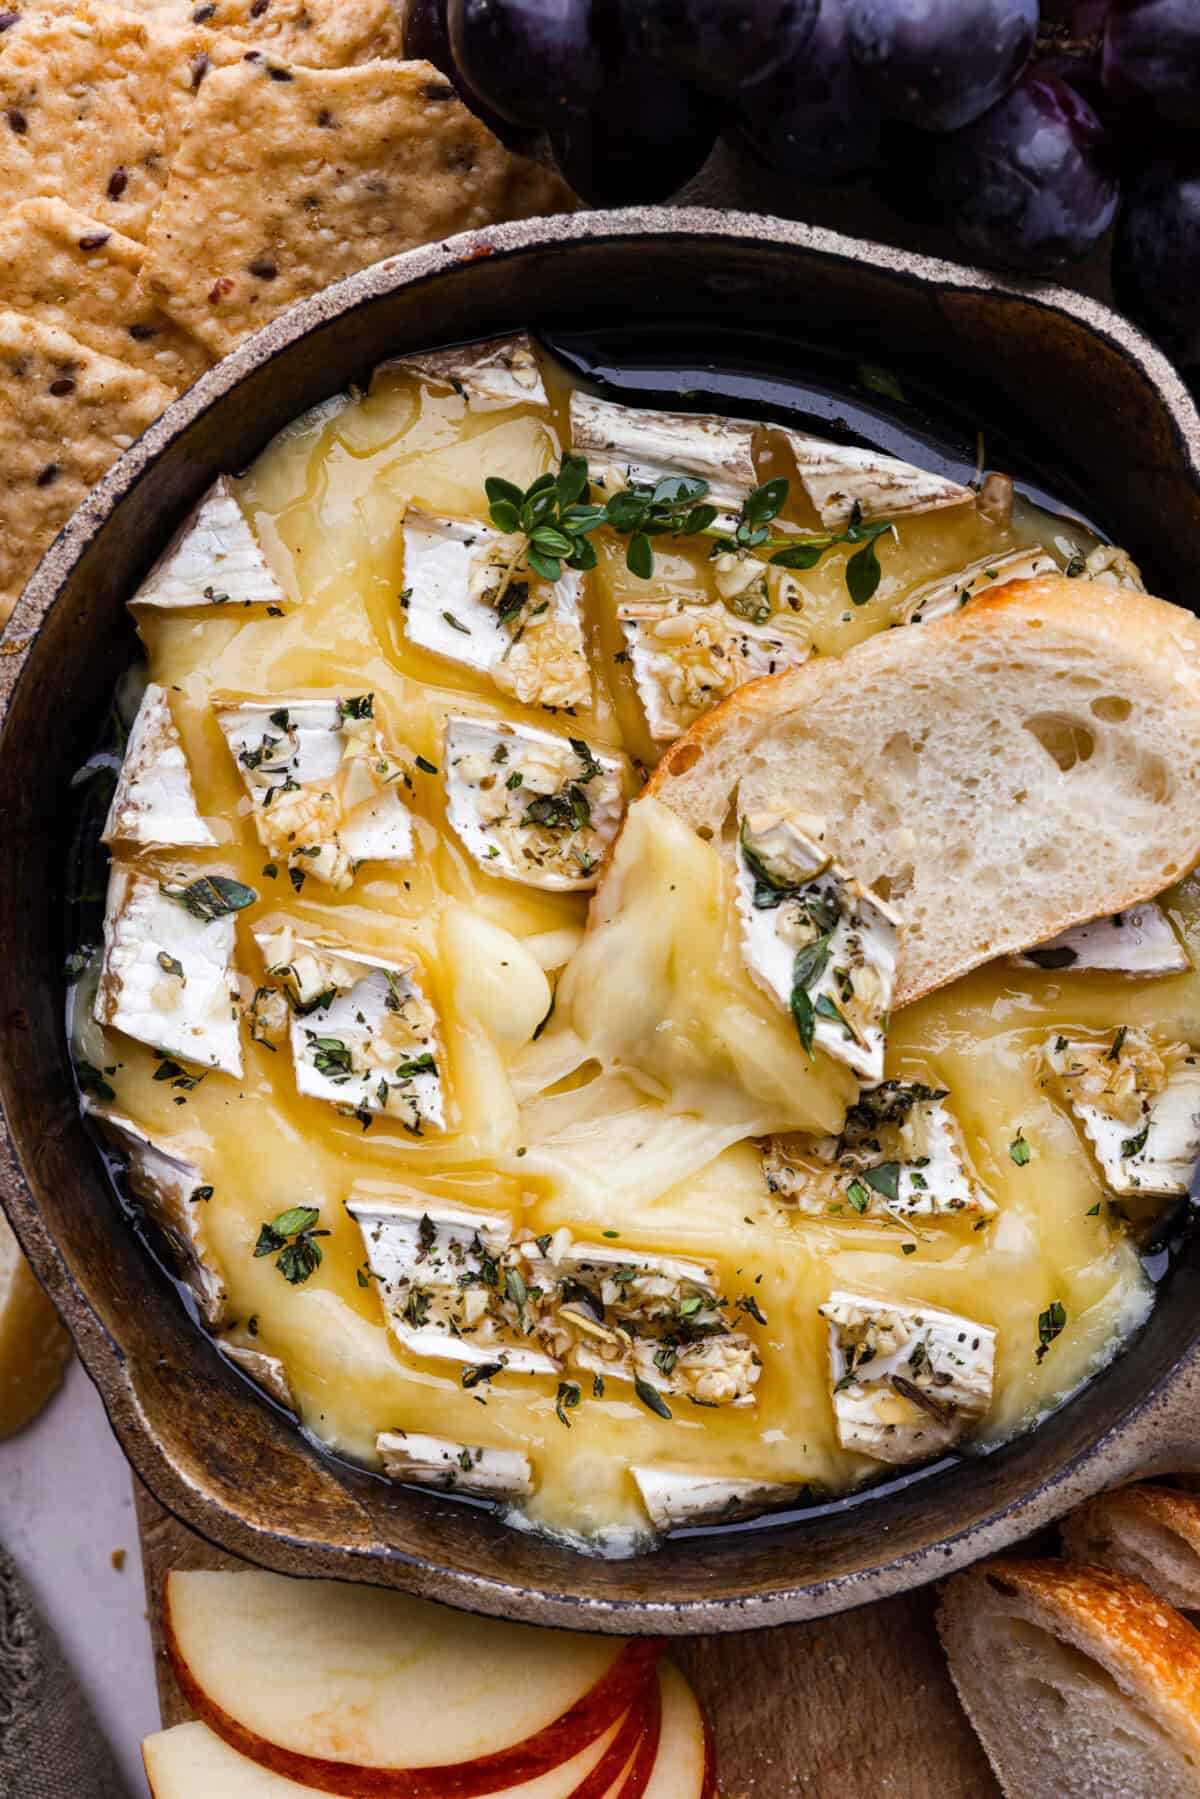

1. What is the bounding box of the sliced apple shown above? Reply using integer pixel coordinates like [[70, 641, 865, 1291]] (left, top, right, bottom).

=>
[[165, 1570, 662, 1797], [0, 1212, 69, 1438], [641, 1664, 712, 1799], [145, 1709, 645, 1799], [596, 1680, 661, 1799]]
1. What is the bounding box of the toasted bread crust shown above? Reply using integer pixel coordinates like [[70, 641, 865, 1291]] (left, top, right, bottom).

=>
[[941, 1557, 1200, 1759]]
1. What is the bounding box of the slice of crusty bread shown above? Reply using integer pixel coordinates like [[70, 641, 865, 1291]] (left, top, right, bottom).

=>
[[646, 577, 1200, 1006], [1063, 1486, 1200, 1612], [938, 1558, 1200, 1799]]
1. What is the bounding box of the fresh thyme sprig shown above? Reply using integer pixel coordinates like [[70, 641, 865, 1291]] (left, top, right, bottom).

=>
[[483, 456, 894, 605]]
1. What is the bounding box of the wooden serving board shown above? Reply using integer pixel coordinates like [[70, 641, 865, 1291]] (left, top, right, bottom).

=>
[[134, 1482, 999, 1798]]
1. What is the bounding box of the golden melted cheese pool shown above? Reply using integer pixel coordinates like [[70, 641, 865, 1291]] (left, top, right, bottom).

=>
[[70, 340, 1198, 1553]]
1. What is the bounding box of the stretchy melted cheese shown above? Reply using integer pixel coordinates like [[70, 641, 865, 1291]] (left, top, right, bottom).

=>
[[72, 346, 1189, 1553]]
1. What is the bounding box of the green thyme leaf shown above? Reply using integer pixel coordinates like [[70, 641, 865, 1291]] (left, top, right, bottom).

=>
[[1009, 1131, 1032, 1167], [161, 874, 257, 920], [633, 1376, 672, 1421], [1036, 1300, 1066, 1362]]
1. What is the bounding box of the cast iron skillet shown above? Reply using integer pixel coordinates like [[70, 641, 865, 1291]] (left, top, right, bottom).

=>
[[2, 209, 1200, 1636]]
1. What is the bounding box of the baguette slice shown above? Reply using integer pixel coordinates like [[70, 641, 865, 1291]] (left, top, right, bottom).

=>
[[1063, 1485, 1200, 1611], [938, 1558, 1200, 1799], [646, 577, 1200, 1006]]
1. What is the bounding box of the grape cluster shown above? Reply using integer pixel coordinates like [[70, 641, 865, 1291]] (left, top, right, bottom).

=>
[[418, 1, 1200, 367]]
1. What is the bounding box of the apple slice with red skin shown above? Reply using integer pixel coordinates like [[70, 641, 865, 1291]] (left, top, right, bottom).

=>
[[641, 1664, 711, 1799], [165, 1571, 662, 1798], [144, 1701, 651, 1799], [599, 1678, 662, 1799]]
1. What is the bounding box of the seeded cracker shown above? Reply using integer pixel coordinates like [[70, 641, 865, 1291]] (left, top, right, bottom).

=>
[[0, 311, 172, 619], [118, 0, 404, 66], [138, 56, 575, 359], [0, 198, 210, 394], [0, 1, 239, 241]]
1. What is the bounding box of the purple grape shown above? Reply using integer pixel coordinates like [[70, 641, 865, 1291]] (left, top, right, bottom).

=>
[[1103, 0, 1200, 131], [402, 0, 528, 141], [1113, 161, 1200, 367], [847, 0, 1037, 133], [623, 0, 819, 99], [935, 72, 1118, 273], [447, 0, 602, 130], [728, 0, 882, 184], [550, 59, 719, 203]]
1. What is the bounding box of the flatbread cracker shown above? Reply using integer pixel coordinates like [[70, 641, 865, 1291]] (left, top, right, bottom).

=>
[[0, 198, 210, 393], [0, 311, 172, 619], [118, 0, 404, 66], [138, 55, 574, 358], [0, 1, 239, 241]]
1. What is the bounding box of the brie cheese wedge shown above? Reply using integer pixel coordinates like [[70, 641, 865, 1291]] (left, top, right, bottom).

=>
[[1043, 1032, 1200, 1196], [764, 1081, 994, 1220], [821, 1290, 995, 1465], [401, 512, 590, 709], [257, 932, 444, 1132], [346, 1193, 557, 1373], [94, 865, 243, 1075], [131, 477, 289, 612], [223, 1344, 296, 1410], [86, 1104, 226, 1327], [737, 812, 899, 1083], [782, 430, 975, 530], [102, 682, 216, 850], [900, 548, 1056, 626], [619, 591, 810, 743], [392, 333, 548, 412], [1013, 905, 1189, 977], [570, 391, 757, 533], [444, 715, 626, 891], [631, 1466, 802, 1530], [216, 698, 414, 891], [377, 1430, 535, 1499]]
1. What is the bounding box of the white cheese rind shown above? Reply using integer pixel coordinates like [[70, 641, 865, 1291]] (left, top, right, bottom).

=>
[[347, 1194, 557, 1374], [782, 430, 975, 530], [86, 1104, 226, 1327], [1013, 905, 1189, 977], [131, 477, 288, 611], [736, 814, 899, 1084], [764, 1086, 994, 1220], [570, 391, 757, 532], [900, 548, 1056, 625], [94, 865, 243, 1075], [619, 596, 810, 743], [393, 333, 548, 411], [444, 715, 626, 892], [377, 1431, 535, 1498], [1046, 1035, 1200, 1196], [401, 512, 590, 708], [102, 682, 216, 849], [821, 1290, 995, 1465], [216, 699, 414, 886], [224, 1345, 295, 1410], [631, 1466, 802, 1530], [256, 934, 444, 1131]]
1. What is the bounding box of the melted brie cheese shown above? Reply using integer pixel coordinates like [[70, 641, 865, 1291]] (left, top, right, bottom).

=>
[[78, 344, 1184, 1553]]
